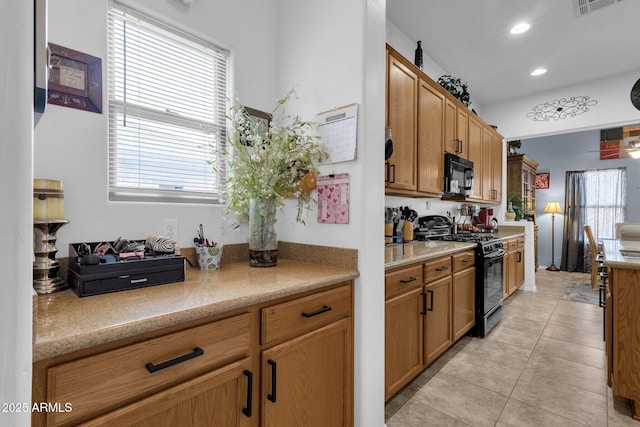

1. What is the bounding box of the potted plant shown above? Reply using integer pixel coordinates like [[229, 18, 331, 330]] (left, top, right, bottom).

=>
[[437, 75, 471, 107], [508, 140, 521, 155], [223, 89, 326, 267]]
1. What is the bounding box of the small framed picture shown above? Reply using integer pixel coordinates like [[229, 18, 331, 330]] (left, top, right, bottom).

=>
[[48, 43, 102, 113], [535, 172, 550, 189]]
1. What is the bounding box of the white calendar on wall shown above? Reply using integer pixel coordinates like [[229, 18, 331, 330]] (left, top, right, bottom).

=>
[[316, 103, 358, 164]]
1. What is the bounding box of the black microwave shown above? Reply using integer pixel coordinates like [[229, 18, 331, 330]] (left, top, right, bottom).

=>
[[444, 153, 474, 196]]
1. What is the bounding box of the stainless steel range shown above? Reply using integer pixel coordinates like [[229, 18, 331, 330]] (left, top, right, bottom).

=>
[[415, 215, 505, 337]]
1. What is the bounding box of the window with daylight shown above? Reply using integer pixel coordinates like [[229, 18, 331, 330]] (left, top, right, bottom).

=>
[[107, 2, 228, 203], [584, 167, 627, 240]]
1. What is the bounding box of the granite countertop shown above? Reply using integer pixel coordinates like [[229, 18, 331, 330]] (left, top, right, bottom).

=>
[[33, 243, 358, 362], [385, 241, 477, 269], [603, 239, 640, 270]]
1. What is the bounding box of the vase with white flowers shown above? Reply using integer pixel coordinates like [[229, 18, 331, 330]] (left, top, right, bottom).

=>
[[224, 90, 325, 267]]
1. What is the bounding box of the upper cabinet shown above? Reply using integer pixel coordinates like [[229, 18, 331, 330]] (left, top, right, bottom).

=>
[[385, 44, 503, 204], [385, 51, 418, 192]]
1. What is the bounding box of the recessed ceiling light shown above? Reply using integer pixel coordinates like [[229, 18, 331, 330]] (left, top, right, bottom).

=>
[[510, 23, 530, 34], [531, 68, 547, 76]]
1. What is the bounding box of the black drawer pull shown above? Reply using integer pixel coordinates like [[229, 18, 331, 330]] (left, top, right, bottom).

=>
[[400, 277, 417, 284], [435, 266, 449, 272], [301, 305, 332, 318], [242, 370, 253, 417], [145, 347, 204, 373], [267, 359, 277, 403]]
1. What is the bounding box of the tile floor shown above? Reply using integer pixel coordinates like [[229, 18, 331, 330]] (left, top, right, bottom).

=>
[[385, 269, 640, 426]]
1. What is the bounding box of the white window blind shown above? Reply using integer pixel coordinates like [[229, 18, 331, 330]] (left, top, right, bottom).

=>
[[107, 3, 228, 203]]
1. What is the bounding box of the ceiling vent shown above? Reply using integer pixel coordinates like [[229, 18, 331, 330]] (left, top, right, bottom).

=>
[[575, 0, 623, 16]]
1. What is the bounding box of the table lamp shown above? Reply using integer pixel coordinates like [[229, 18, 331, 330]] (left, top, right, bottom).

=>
[[544, 201, 562, 271]]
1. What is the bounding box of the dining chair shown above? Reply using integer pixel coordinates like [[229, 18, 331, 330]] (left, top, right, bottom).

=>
[[584, 225, 604, 289]]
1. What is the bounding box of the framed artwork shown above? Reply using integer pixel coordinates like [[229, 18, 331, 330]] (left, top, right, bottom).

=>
[[535, 172, 550, 189], [47, 43, 102, 113]]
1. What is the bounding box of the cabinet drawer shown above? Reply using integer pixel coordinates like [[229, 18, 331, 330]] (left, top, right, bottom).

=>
[[262, 284, 352, 346], [507, 239, 518, 251], [517, 236, 525, 248], [46, 313, 251, 426], [424, 256, 452, 283], [385, 264, 423, 299], [452, 251, 475, 273]]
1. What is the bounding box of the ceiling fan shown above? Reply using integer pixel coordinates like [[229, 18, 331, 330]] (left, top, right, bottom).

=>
[[594, 138, 640, 159]]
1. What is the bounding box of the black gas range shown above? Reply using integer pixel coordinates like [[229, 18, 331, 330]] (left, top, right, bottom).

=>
[[416, 216, 505, 337]]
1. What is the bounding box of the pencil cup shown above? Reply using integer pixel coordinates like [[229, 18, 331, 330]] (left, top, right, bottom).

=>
[[196, 245, 223, 270]]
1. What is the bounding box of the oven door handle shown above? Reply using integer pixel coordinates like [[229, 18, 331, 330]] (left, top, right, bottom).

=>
[[485, 248, 506, 259]]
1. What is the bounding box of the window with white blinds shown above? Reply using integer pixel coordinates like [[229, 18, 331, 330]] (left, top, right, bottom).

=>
[[107, 3, 228, 203]]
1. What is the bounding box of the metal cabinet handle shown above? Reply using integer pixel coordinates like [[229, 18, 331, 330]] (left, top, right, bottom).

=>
[[267, 359, 277, 403], [400, 277, 417, 284], [435, 266, 449, 272], [301, 305, 332, 318], [242, 370, 253, 417], [145, 347, 204, 373], [427, 290, 434, 312], [420, 292, 427, 315], [388, 164, 396, 183]]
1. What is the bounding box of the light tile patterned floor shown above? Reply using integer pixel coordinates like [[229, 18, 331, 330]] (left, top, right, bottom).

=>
[[385, 269, 640, 426]]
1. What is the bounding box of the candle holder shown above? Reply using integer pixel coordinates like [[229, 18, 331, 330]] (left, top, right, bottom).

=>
[[33, 220, 69, 294]]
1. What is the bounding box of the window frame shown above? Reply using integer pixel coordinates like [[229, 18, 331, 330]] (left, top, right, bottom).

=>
[[107, 1, 229, 204]]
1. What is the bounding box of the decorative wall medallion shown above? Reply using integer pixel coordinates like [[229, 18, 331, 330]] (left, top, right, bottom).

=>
[[526, 96, 597, 121]]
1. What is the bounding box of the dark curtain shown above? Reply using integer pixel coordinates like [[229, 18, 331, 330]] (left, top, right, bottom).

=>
[[560, 171, 586, 272]]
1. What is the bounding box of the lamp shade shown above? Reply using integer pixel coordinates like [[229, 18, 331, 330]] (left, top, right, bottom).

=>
[[544, 201, 562, 214]]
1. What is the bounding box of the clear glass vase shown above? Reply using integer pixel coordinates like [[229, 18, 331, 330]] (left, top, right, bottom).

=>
[[248, 198, 278, 267]]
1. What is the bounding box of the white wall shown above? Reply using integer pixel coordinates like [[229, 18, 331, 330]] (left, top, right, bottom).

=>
[[0, 1, 34, 426], [35, 0, 279, 255], [276, 1, 386, 424], [482, 70, 640, 141]]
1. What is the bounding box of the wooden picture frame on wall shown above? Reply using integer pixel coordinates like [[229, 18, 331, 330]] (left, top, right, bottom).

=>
[[47, 43, 102, 113], [535, 172, 550, 189]]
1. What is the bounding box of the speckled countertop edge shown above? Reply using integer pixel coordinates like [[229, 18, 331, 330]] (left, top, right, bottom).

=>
[[33, 243, 358, 362], [603, 239, 640, 270], [385, 241, 478, 270]]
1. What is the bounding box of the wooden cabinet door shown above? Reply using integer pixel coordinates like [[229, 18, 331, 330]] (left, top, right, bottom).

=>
[[502, 250, 510, 299], [80, 358, 255, 427], [467, 115, 483, 200], [507, 248, 518, 297], [424, 276, 452, 366], [386, 51, 418, 191], [491, 131, 503, 203], [443, 98, 457, 155], [385, 287, 425, 400], [453, 268, 475, 341], [515, 241, 525, 288], [262, 318, 352, 427], [456, 107, 469, 159], [481, 127, 494, 202], [417, 79, 444, 195]]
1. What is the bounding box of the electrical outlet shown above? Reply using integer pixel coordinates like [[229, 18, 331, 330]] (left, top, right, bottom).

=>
[[164, 219, 178, 241]]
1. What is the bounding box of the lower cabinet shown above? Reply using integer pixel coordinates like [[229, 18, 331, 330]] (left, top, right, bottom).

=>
[[424, 275, 452, 366], [384, 249, 475, 400], [503, 237, 524, 299], [33, 282, 354, 427], [81, 358, 254, 427]]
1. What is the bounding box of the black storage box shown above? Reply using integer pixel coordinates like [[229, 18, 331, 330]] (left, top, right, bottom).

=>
[[67, 241, 185, 297]]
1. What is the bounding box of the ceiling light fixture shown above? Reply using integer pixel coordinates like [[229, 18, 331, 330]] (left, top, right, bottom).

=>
[[531, 68, 547, 76], [510, 23, 530, 34]]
